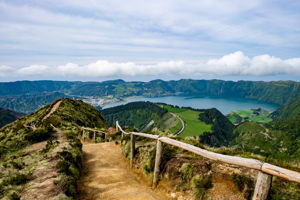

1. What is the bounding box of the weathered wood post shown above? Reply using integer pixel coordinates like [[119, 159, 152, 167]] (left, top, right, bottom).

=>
[[130, 133, 136, 168], [83, 129, 85, 142], [116, 121, 119, 132], [153, 139, 163, 187], [93, 131, 96, 143], [252, 171, 272, 200], [116, 121, 124, 140]]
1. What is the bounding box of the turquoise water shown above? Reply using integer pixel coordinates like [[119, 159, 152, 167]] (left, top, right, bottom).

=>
[[102, 96, 280, 114]]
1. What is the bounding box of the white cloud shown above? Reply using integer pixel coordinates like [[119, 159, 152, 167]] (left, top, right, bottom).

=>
[[17, 65, 50, 76], [0, 65, 14, 77], [1, 0, 300, 66], [2, 52, 299, 79]]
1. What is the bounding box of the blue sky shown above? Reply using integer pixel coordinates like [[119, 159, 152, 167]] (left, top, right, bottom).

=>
[[0, 0, 300, 81]]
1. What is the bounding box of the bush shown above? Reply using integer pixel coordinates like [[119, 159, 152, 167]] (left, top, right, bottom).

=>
[[9, 192, 20, 200], [40, 139, 55, 153], [2, 173, 29, 186], [24, 128, 51, 143], [232, 173, 254, 199], [9, 161, 23, 170], [142, 147, 156, 175], [180, 163, 193, 182], [59, 176, 77, 197], [191, 174, 212, 200], [56, 161, 70, 174]]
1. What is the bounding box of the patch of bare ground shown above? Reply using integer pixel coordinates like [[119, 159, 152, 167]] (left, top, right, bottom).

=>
[[25, 141, 47, 154], [43, 100, 62, 121], [205, 174, 244, 200], [21, 132, 70, 200], [77, 142, 169, 200], [153, 157, 257, 200]]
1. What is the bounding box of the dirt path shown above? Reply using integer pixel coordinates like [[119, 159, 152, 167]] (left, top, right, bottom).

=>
[[42, 100, 62, 120], [78, 142, 169, 200], [170, 112, 185, 136]]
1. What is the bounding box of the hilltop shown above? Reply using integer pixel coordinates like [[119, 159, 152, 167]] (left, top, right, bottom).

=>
[[0, 107, 24, 128], [0, 98, 108, 199]]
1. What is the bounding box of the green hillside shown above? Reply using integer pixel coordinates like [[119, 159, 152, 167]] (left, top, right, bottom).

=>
[[0, 108, 24, 128], [270, 96, 300, 120], [101, 102, 176, 131], [0, 92, 66, 114], [231, 118, 300, 163], [0, 98, 108, 199], [161, 104, 234, 147], [161, 104, 212, 137], [0, 79, 299, 113], [227, 108, 272, 124]]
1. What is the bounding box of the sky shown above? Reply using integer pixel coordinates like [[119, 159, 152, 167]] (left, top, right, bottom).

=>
[[0, 0, 300, 82]]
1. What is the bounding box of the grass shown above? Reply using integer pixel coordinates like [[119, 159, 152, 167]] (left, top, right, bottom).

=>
[[169, 118, 181, 133], [162, 105, 212, 137], [227, 109, 272, 124]]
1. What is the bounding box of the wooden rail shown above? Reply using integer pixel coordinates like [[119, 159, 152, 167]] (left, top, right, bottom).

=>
[[115, 121, 300, 200], [81, 127, 107, 142]]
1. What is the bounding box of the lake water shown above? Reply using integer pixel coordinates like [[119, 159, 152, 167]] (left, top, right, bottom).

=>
[[102, 96, 280, 114]]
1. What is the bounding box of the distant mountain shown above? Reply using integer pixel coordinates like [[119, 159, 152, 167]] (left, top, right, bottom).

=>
[[0, 79, 300, 113], [0, 92, 66, 114], [270, 96, 300, 120], [71, 79, 300, 105], [0, 80, 80, 96], [0, 107, 24, 128]]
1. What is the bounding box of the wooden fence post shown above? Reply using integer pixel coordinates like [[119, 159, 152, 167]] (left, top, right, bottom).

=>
[[252, 171, 272, 200], [130, 133, 135, 168], [83, 129, 85, 142], [93, 131, 96, 143], [153, 140, 163, 187]]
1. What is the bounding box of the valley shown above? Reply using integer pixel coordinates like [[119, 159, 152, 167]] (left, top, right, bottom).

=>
[[0, 79, 293, 114], [0, 81, 299, 199]]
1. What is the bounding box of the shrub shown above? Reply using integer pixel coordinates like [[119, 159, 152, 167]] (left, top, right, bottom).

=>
[[142, 147, 156, 175], [40, 139, 55, 153], [9, 192, 20, 200], [232, 173, 254, 199], [121, 141, 131, 158], [56, 161, 70, 174], [69, 167, 80, 179], [24, 128, 51, 143], [191, 174, 212, 200], [179, 163, 193, 182], [59, 176, 77, 197], [9, 161, 23, 170], [2, 173, 29, 186]]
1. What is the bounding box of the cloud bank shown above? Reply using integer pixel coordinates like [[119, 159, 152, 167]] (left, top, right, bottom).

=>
[[1, 52, 300, 79], [1, 0, 300, 65]]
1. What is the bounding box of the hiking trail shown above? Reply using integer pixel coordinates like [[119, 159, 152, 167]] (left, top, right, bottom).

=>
[[78, 142, 169, 200], [43, 100, 62, 120]]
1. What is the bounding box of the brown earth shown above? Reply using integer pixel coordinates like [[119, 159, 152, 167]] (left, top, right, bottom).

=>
[[77, 142, 169, 200], [42, 100, 62, 121]]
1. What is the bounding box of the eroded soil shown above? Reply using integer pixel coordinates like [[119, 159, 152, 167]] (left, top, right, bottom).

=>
[[77, 142, 169, 200]]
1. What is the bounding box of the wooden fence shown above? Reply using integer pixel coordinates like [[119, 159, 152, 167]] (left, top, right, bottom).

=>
[[81, 127, 107, 142], [115, 121, 300, 200]]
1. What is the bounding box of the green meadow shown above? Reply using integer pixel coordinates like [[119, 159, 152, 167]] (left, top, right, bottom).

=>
[[162, 105, 212, 137]]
